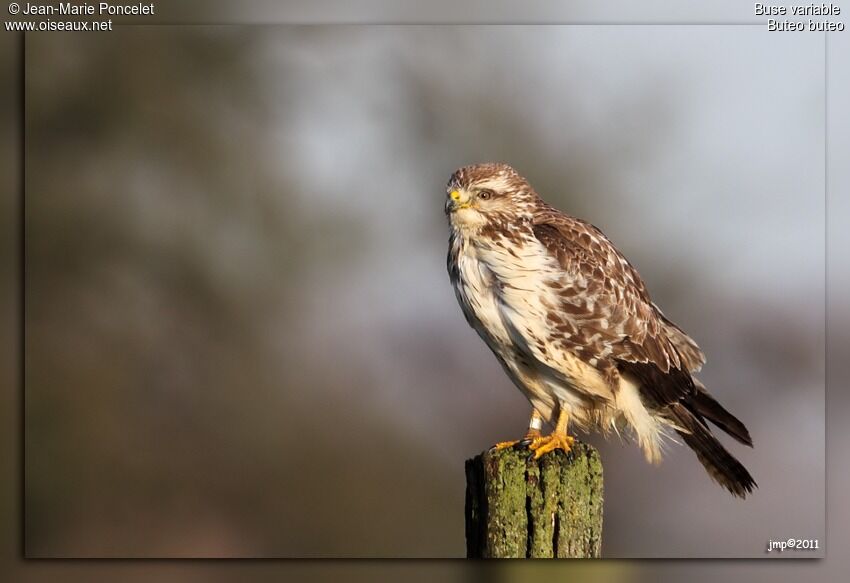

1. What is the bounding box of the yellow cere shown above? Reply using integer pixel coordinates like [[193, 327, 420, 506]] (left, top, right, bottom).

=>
[[450, 190, 461, 201]]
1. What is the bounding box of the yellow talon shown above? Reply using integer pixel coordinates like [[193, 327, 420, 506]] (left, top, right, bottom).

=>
[[491, 439, 521, 451], [490, 428, 543, 452], [528, 433, 575, 459], [526, 407, 573, 459]]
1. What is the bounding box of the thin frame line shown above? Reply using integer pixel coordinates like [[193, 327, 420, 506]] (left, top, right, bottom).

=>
[[19, 31, 27, 558], [822, 30, 828, 557], [123, 22, 766, 26], [17, 23, 829, 559]]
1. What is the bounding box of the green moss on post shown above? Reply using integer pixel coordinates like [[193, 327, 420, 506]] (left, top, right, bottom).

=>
[[465, 441, 603, 558]]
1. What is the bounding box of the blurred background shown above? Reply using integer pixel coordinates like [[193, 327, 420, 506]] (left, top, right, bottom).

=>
[[16, 25, 825, 559]]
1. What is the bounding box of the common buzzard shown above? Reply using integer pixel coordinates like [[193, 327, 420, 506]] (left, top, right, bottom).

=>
[[446, 162, 755, 498]]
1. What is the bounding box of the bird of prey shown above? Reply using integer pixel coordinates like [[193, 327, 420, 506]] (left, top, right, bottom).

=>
[[445, 162, 756, 498]]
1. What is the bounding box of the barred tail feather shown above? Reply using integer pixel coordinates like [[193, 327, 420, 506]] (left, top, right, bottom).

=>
[[669, 403, 757, 498], [690, 380, 753, 447]]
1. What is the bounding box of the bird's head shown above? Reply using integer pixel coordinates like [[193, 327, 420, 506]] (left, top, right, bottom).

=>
[[445, 162, 539, 233]]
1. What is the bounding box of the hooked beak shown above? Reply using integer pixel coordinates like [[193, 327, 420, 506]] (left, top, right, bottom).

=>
[[447, 189, 472, 213]]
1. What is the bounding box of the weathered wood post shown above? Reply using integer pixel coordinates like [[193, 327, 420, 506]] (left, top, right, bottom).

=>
[[465, 441, 603, 558]]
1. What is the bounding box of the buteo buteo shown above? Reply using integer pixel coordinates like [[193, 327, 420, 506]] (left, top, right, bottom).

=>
[[446, 162, 755, 498]]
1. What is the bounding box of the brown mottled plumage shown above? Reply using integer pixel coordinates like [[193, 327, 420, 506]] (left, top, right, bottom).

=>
[[446, 162, 755, 498]]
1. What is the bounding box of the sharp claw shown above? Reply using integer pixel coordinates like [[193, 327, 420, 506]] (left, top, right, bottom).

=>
[[490, 439, 523, 452], [494, 433, 573, 459], [524, 433, 574, 460]]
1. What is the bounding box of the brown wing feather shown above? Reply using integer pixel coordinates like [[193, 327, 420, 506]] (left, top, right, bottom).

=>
[[531, 207, 755, 495], [531, 209, 707, 413], [654, 305, 706, 372], [531, 208, 687, 375]]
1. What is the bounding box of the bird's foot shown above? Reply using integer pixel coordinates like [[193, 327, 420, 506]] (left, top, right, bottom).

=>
[[489, 429, 542, 452], [527, 432, 575, 460]]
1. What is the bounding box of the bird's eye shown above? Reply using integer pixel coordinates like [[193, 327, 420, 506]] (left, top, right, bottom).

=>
[[479, 189, 494, 200]]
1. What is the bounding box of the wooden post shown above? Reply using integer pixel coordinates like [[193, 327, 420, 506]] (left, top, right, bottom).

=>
[[465, 441, 603, 558]]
